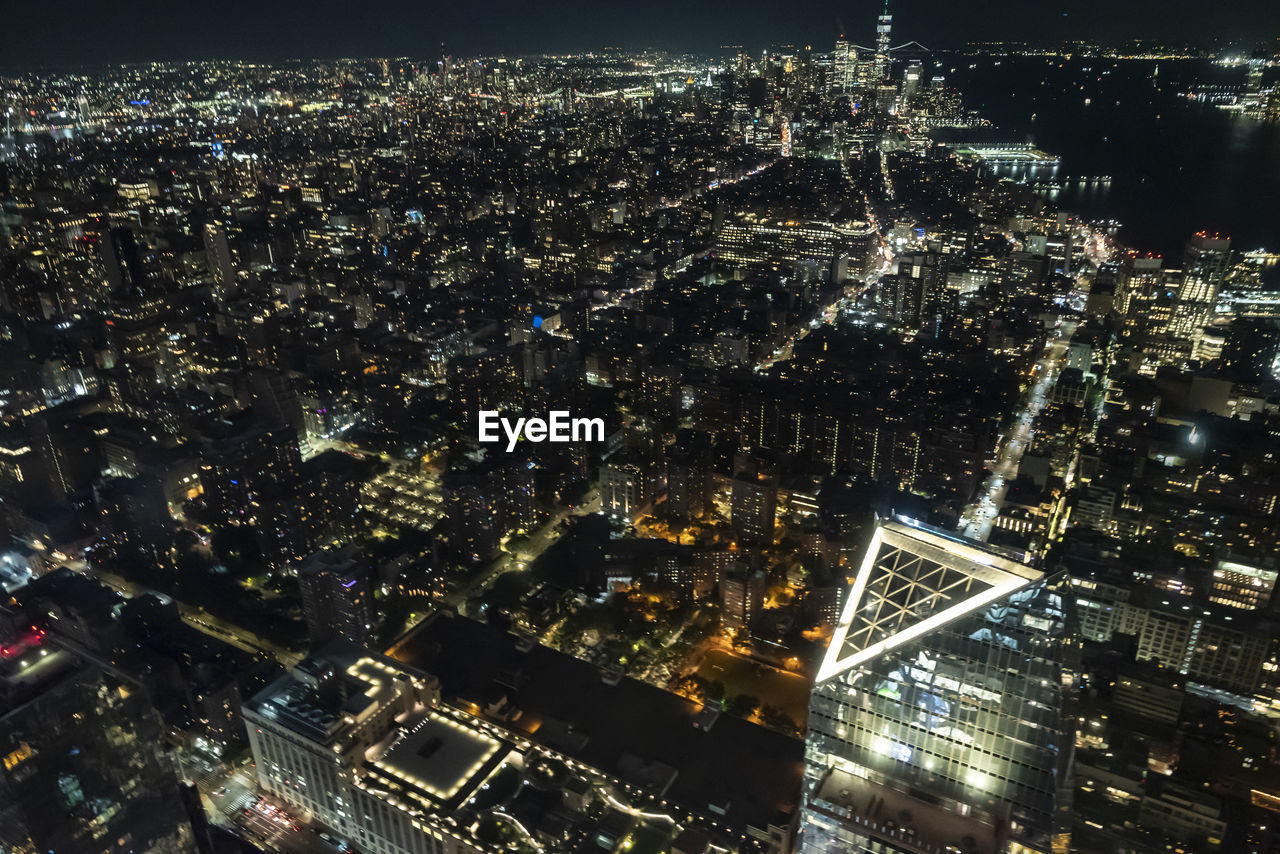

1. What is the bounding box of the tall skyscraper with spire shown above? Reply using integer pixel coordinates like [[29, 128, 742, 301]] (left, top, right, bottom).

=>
[[874, 2, 893, 82]]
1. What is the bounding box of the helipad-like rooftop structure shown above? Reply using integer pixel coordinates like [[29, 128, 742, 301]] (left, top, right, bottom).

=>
[[803, 518, 1072, 854], [365, 711, 506, 810], [817, 518, 1043, 681]]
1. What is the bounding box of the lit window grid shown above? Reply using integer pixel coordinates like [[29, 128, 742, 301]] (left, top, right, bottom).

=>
[[807, 610, 1069, 849]]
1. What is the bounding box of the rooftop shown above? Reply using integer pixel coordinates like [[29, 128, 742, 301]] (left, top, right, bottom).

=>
[[366, 710, 508, 810], [811, 765, 1007, 854], [817, 518, 1043, 682], [389, 612, 804, 835], [247, 640, 432, 748]]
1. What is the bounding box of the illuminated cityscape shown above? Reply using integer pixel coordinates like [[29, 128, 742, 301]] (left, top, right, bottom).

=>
[[0, 3, 1279, 853]]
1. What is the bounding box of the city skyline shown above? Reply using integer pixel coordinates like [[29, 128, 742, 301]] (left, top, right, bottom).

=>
[[2, 3, 1280, 853], [3, 0, 1280, 67]]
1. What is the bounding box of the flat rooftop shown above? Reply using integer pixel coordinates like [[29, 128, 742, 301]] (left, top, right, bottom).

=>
[[811, 766, 1006, 854], [388, 613, 804, 833], [368, 711, 506, 809], [947, 144, 1061, 164], [248, 641, 424, 747]]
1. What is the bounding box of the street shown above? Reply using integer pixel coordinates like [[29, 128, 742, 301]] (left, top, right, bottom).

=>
[[198, 763, 348, 854], [58, 558, 303, 664], [959, 321, 1076, 542]]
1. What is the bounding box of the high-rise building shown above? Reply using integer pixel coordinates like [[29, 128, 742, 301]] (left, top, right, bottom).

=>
[[880, 252, 948, 331], [202, 420, 308, 569], [99, 226, 150, 298], [1114, 252, 1169, 340], [1166, 232, 1231, 341], [0, 416, 71, 507], [202, 222, 236, 306], [600, 457, 649, 521], [1209, 559, 1278, 612], [731, 454, 778, 545], [493, 454, 541, 535], [298, 545, 375, 648], [666, 430, 712, 521], [447, 350, 520, 436], [874, 3, 893, 82], [1219, 318, 1280, 382], [833, 37, 857, 95], [721, 563, 767, 633], [874, 83, 898, 113], [902, 60, 923, 100], [801, 519, 1075, 854], [444, 472, 502, 564], [0, 628, 193, 853]]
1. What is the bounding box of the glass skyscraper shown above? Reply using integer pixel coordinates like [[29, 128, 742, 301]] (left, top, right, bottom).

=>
[[0, 634, 193, 854], [800, 519, 1075, 854]]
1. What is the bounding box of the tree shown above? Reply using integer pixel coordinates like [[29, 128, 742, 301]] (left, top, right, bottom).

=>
[[705, 679, 726, 704], [672, 674, 709, 701], [727, 694, 761, 719], [759, 704, 801, 736], [210, 525, 261, 578]]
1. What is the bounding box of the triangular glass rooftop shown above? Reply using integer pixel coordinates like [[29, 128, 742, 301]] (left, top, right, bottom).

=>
[[817, 518, 1043, 682]]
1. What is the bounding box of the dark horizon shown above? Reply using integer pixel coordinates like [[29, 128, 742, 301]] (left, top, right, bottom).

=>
[[2, 0, 1279, 68]]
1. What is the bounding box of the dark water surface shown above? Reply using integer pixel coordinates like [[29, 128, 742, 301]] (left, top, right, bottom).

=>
[[937, 56, 1280, 261]]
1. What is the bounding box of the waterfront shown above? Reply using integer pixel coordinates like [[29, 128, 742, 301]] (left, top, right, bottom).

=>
[[940, 55, 1280, 263]]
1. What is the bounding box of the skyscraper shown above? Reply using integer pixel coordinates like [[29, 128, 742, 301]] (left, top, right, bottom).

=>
[[666, 429, 711, 521], [731, 453, 778, 546], [444, 472, 503, 564], [600, 457, 649, 522], [298, 545, 375, 648], [202, 420, 307, 570], [0, 629, 193, 853], [874, 3, 893, 83], [880, 252, 948, 332], [202, 222, 236, 306], [99, 226, 150, 298], [1166, 232, 1231, 342], [1114, 252, 1166, 334], [800, 519, 1075, 854], [902, 60, 923, 100], [833, 36, 857, 95], [721, 562, 767, 633]]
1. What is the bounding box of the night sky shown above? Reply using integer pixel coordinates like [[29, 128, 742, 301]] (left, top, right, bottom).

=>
[[2, 0, 1278, 67]]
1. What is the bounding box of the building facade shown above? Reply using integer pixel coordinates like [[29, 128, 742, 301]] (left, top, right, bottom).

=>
[[800, 520, 1076, 854], [298, 545, 375, 647]]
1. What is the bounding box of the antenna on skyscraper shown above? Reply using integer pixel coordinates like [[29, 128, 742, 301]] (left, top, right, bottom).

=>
[[874, 0, 893, 82]]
